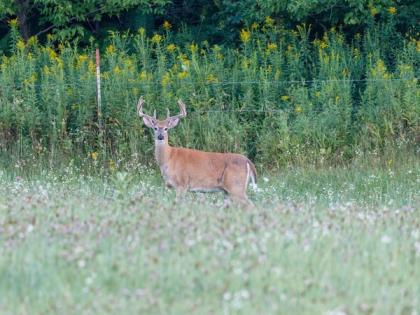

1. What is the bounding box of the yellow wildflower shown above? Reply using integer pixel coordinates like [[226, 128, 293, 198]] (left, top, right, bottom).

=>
[[315, 91, 321, 98], [139, 71, 147, 80], [281, 95, 289, 101], [166, 43, 176, 53], [78, 54, 88, 64], [342, 68, 349, 77], [265, 16, 275, 27], [206, 74, 218, 83], [88, 60, 96, 74], [161, 72, 171, 86], [151, 34, 163, 44], [138, 27, 145, 36], [295, 106, 302, 114], [251, 22, 259, 30], [106, 44, 116, 54], [9, 18, 18, 28], [240, 29, 251, 43], [416, 40, 420, 52], [113, 66, 121, 75], [242, 58, 250, 69], [267, 42, 277, 52], [369, 6, 378, 16], [91, 152, 98, 160], [27, 36, 38, 46], [178, 71, 188, 79], [189, 43, 198, 53], [16, 39, 25, 51], [319, 41, 328, 50], [163, 20, 172, 30], [387, 7, 397, 14], [23, 74, 37, 86], [46, 47, 57, 60], [43, 65, 51, 75], [335, 96, 340, 102], [109, 160, 116, 172]]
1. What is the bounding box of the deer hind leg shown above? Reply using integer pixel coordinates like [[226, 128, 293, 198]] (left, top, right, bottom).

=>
[[222, 166, 253, 208], [175, 185, 188, 203]]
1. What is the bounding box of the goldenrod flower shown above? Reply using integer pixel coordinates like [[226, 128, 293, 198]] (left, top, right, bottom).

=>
[[163, 20, 172, 30], [342, 68, 349, 76], [139, 71, 147, 80], [319, 41, 328, 50], [387, 7, 397, 14], [23, 74, 37, 86], [189, 43, 198, 53], [267, 42, 277, 52], [161, 72, 171, 86], [43, 65, 51, 75], [27, 36, 38, 46], [281, 95, 289, 101], [335, 95, 340, 102], [315, 91, 321, 98], [88, 60, 96, 74], [16, 39, 25, 51], [8, 18, 18, 27], [46, 47, 57, 60], [251, 22, 259, 30], [151, 34, 163, 44], [106, 44, 116, 54], [265, 16, 275, 27], [206, 74, 218, 83], [78, 54, 88, 64], [91, 152, 98, 160], [138, 27, 145, 36], [416, 40, 420, 52], [295, 106, 302, 114], [240, 29, 251, 43], [166, 43, 176, 53], [109, 160, 116, 172], [178, 71, 188, 79], [113, 66, 121, 75], [369, 6, 378, 16]]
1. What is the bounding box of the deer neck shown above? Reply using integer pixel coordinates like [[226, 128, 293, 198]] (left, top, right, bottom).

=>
[[154, 140, 171, 168]]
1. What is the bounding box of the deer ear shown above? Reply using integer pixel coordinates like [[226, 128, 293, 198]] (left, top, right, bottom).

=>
[[167, 117, 180, 129], [142, 116, 156, 128]]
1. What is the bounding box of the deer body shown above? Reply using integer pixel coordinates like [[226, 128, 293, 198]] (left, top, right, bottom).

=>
[[137, 97, 257, 206]]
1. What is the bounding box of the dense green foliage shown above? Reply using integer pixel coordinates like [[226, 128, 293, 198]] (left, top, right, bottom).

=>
[[0, 21, 418, 169], [1, 0, 419, 48]]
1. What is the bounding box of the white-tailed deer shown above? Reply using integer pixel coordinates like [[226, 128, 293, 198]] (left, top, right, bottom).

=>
[[137, 96, 257, 207]]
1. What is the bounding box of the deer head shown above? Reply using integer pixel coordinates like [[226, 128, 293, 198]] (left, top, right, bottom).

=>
[[137, 96, 187, 143]]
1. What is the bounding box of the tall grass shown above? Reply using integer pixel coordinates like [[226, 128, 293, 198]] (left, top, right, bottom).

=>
[[0, 22, 418, 170], [0, 161, 419, 315]]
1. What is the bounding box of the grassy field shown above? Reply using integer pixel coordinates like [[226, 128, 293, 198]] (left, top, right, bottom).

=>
[[0, 160, 419, 315]]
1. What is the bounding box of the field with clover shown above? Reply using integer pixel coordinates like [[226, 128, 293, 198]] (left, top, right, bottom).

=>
[[0, 7, 419, 315]]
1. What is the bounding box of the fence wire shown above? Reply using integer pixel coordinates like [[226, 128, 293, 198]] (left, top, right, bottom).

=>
[[0, 77, 417, 89]]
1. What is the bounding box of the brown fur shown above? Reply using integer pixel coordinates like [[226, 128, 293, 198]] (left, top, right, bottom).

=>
[[137, 97, 257, 207]]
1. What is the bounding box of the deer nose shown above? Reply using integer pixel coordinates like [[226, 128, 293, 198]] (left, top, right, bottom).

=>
[[157, 134, 164, 141]]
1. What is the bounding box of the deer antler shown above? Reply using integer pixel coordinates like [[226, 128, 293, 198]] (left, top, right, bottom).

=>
[[137, 96, 156, 120], [166, 99, 187, 121]]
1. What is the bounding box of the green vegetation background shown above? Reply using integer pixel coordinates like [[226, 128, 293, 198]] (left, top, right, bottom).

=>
[[0, 0, 419, 171]]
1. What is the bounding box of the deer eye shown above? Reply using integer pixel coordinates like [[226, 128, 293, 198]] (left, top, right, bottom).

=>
[[154, 127, 158, 131], [164, 128, 168, 131]]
